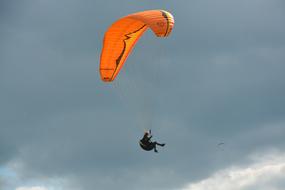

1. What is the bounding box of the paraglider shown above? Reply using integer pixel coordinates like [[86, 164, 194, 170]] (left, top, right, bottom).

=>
[[99, 9, 174, 82], [217, 142, 226, 151], [139, 130, 165, 153], [99, 10, 174, 153]]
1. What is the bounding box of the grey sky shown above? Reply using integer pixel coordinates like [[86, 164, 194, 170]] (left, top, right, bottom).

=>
[[1, 0, 285, 190]]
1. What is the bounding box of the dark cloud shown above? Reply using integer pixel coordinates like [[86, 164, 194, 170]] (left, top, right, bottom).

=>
[[1, 0, 285, 189]]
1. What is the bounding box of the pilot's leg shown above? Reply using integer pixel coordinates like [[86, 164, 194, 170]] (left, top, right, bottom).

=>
[[151, 142, 158, 152], [155, 142, 165, 147]]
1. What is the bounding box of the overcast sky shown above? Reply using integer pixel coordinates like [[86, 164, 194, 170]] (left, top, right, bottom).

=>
[[1, 0, 285, 190]]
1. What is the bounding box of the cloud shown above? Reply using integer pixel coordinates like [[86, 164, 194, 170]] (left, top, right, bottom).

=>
[[0, 178, 4, 189], [181, 151, 285, 190]]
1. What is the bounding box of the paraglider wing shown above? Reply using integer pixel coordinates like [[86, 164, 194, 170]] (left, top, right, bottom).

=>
[[99, 10, 174, 82]]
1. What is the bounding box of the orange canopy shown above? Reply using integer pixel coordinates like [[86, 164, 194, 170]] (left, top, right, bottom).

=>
[[99, 10, 175, 82]]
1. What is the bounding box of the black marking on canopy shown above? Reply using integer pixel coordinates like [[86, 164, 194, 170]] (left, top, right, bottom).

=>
[[111, 24, 146, 80], [160, 11, 170, 37]]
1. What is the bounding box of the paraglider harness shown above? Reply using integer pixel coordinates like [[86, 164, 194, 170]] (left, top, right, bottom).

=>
[[139, 140, 155, 151]]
